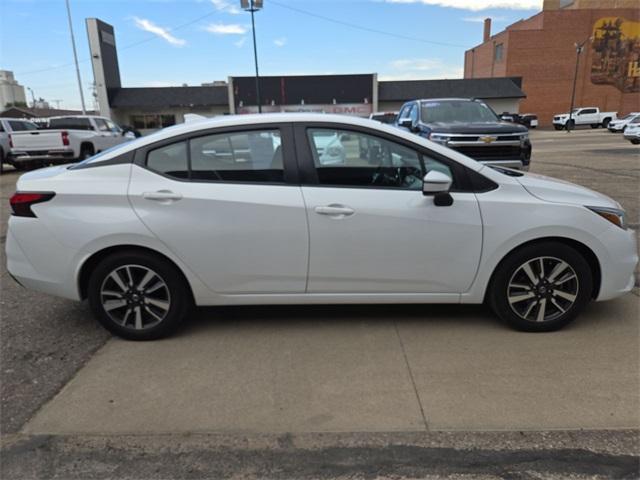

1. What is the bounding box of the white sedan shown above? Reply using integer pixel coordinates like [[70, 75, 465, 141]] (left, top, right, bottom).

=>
[[6, 114, 638, 340], [623, 121, 640, 144]]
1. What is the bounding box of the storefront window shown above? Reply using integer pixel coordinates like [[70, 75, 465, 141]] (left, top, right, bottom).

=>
[[129, 114, 177, 129]]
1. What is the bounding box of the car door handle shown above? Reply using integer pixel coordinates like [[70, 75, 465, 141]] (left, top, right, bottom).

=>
[[142, 190, 182, 202], [314, 205, 355, 217]]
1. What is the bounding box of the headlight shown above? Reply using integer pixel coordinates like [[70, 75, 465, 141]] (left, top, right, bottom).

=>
[[520, 132, 529, 141], [586, 206, 627, 230], [428, 133, 449, 144]]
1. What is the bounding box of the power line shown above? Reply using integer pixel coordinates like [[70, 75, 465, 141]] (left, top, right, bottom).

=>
[[15, 8, 220, 77], [269, 0, 469, 49]]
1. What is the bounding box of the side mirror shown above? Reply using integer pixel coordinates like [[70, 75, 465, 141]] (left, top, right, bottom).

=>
[[398, 117, 414, 130], [422, 170, 452, 195]]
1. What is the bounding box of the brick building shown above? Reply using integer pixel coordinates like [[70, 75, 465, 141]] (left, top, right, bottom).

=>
[[464, 0, 640, 126]]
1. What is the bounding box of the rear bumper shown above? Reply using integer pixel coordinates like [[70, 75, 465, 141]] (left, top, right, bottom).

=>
[[9, 149, 75, 163], [6, 218, 81, 301]]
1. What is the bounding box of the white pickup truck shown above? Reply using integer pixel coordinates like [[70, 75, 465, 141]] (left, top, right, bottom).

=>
[[8, 115, 133, 170], [552, 107, 617, 130]]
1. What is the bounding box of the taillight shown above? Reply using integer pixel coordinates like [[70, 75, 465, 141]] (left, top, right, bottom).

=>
[[8, 134, 13, 148], [61, 131, 69, 146], [9, 192, 55, 218]]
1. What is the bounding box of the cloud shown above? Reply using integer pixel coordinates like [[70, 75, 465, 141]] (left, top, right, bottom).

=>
[[211, 0, 241, 14], [273, 37, 287, 47], [382, 58, 463, 79], [383, 0, 541, 11], [133, 17, 186, 46], [462, 15, 508, 22], [204, 23, 248, 35], [234, 37, 247, 47]]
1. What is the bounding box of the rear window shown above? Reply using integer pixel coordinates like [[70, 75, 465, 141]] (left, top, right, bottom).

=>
[[49, 118, 93, 130], [8, 120, 38, 131]]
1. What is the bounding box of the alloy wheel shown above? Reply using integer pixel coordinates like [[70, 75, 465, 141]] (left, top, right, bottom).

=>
[[507, 256, 579, 323], [100, 264, 171, 330]]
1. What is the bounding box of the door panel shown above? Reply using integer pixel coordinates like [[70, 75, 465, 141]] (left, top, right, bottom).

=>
[[302, 187, 482, 293], [300, 126, 483, 294]]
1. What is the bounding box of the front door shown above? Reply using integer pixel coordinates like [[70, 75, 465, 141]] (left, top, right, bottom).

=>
[[299, 126, 483, 294], [128, 126, 309, 294]]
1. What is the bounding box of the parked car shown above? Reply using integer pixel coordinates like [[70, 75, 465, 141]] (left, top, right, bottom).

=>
[[7, 113, 636, 340], [607, 113, 640, 133], [369, 111, 398, 124], [8, 115, 133, 170], [395, 98, 532, 170], [623, 121, 640, 144], [0, 118, 39, 171], [500, 113, 538, 129], [552, 107, 617, 130]]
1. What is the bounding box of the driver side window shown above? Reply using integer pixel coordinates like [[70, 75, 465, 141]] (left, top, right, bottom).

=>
[[307, 128, 424, 189]]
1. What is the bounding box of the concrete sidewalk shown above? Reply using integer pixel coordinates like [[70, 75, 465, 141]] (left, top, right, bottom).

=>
[[24, 293, 639, 435]]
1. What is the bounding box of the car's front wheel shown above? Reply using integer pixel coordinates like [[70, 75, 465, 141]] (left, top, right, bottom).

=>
[[88, 251, 192, 340], [489, 242, 593, 332]]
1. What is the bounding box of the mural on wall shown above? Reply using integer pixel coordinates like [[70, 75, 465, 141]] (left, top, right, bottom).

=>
[[591, 17, 640, 93]]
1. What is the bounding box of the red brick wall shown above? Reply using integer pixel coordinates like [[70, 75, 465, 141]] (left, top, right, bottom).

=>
[[464, 8, 640, 126]]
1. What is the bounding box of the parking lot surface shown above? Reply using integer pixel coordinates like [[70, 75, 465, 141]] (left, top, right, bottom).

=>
[[1, 127, 639, 478]]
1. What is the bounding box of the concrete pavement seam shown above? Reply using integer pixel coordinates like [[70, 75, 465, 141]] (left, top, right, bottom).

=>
[[393, 320, 429, 432]]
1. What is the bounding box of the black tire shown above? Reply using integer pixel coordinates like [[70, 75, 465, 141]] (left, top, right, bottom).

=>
[[87, 251, 192, 340], [590, 124, 599, 129], [78, 144, 95, 161], [631, 139, 640, 145], [554, 125, 563, 131], [488, 242, 593, 332], [601, 118, 611, 128]]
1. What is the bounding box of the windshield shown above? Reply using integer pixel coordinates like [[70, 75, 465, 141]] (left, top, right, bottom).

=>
[[420, 100, 498, 124]]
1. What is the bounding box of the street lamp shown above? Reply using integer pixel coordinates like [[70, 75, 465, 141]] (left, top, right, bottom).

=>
[[241, 0, 263, 113], [567, 37, 591, 133]]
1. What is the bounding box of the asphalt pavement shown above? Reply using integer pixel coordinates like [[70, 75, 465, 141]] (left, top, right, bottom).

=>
[[1, 127, 638, 479]]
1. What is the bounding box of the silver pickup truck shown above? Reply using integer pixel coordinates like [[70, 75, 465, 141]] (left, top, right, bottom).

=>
[[8, 115, 133, 169]]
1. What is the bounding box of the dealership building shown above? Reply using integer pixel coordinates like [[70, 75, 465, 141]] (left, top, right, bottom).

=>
[[464, 0, 640, 126], [86, 19, 526, 134]]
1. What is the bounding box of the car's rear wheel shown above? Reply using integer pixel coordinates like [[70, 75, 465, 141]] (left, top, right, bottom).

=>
[[78, 144, 95, 161], [88, 251, 192, 340], [489, 242, 593, 332]]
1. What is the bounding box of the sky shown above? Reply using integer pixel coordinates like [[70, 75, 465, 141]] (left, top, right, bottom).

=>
[[0, 0, 543, 110]]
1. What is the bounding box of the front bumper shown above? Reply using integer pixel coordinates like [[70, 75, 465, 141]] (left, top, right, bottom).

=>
[[595, 225, 638, 301]]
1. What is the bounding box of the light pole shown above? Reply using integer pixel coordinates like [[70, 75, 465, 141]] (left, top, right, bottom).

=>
[[567, 37, 590, 133], [27, 87, 36, 108], [241, 0, 263, 113], [65, 0, 87, 114]]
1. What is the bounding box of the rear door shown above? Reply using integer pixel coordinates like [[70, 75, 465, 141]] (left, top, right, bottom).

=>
[[295, 123, 483, 294], [128, 123, 309, 294]]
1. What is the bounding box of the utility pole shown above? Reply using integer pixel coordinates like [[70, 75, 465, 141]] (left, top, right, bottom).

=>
[[241, 0, 263, 113], [65, 0, 86, 114], [567, 38, 590, 133]]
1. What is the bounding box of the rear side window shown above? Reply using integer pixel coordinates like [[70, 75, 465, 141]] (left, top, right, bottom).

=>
[[8, 121, 38, 131], [189, 130, 283, 183], [49, 118, 93, 130], [147, 141, 189, 179]]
